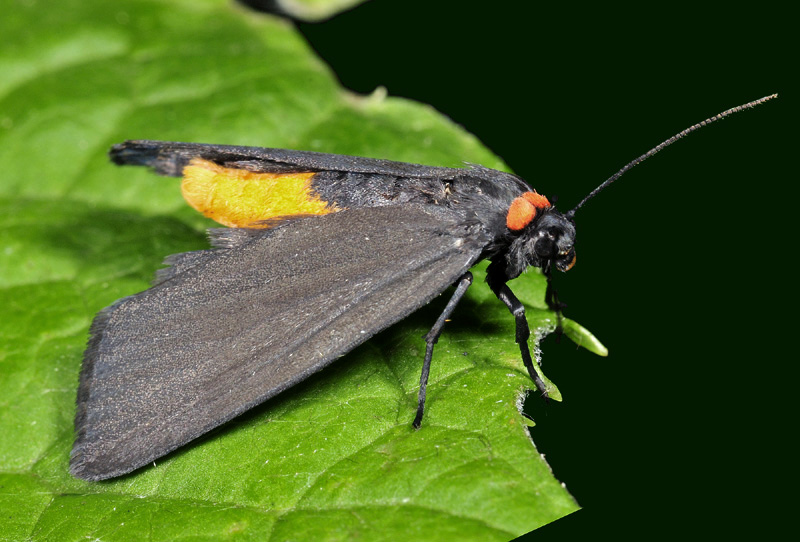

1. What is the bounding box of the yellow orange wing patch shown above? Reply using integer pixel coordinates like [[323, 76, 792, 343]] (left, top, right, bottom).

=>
[[181, 158, 338, 228]]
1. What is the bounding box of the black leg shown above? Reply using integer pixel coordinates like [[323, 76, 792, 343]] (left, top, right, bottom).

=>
[[543, 262, 566, 341], [488, 281, 549, 399], [413, 272, 473, 428]]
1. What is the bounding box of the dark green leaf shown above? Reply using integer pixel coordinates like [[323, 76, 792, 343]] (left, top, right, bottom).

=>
[[0, 0, 602, 539]]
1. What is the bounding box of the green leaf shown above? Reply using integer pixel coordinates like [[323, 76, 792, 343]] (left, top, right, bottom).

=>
[[0, 0, 597, 539], [562, 317, 609, 357], [255, 0, 370, 22]]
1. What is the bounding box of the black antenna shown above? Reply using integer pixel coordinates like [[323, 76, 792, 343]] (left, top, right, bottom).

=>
[[566, 94, 777, 219]]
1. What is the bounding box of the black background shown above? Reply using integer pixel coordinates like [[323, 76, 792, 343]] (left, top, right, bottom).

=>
[[260, 0, 792, 538]]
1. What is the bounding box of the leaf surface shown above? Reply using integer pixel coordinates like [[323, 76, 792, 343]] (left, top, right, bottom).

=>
[[0, 1, 597, 539]]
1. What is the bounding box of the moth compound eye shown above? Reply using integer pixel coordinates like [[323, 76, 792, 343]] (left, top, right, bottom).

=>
[[534, 235, 556, 258]]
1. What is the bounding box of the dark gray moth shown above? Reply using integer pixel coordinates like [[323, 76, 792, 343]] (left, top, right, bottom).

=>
[[72, 95, 775, 480]]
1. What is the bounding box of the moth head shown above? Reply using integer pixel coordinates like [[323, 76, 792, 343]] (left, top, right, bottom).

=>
[[528, 210, 576, 272]]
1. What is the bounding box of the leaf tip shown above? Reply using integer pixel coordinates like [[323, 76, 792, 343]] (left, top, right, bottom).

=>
[[561, 318, 608, 357]]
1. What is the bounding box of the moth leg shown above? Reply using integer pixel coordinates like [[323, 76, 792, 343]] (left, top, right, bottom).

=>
[[413, 272, 473, 429], [544, 261, 566, 339], [489, 281, 549, 399]]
